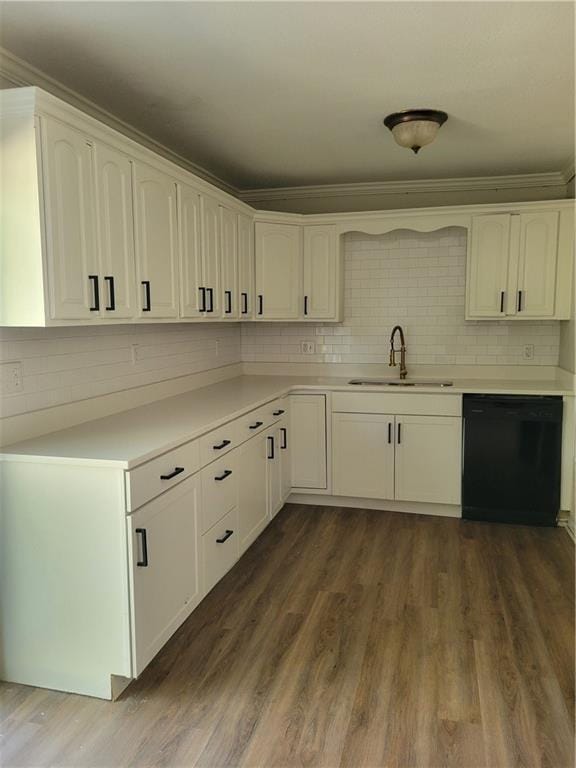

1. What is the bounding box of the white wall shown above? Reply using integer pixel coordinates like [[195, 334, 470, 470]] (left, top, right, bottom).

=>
[[242, 229, 561, 367], [0, 323, 241, 418]]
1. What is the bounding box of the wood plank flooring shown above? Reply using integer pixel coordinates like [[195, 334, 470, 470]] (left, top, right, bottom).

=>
[[1, 504, 574, 768]]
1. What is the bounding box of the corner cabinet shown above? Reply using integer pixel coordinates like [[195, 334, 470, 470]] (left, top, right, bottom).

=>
[[254, 222, 343, 321], [466, 209, 573, 320]]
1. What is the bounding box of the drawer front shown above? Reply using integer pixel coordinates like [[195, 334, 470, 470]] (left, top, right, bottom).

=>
[[237, 407, 270, 441], [199, 421, 240, 468], [332, 392, 462, 417], [126, 440, 200, 512], [265, 398, 288, 422], [202, 507, 239, 595], [201, 453, 239, 534]]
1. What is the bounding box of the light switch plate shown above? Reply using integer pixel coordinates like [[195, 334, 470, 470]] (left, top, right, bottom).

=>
[[0, 361, 24, 394], [301, 341, 316, 354], [522, 344, 535, 361]]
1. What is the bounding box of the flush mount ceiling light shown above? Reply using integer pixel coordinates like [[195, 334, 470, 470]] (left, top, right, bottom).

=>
[[383, 109, 448, 154]]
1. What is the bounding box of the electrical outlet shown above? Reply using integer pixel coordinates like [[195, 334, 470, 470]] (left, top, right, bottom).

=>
[[522, 344, 535, 361], [0, 361, 23, 394], [301, 341, 315, 355]]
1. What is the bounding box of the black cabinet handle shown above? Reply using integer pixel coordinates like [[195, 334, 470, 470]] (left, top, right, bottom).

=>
[[388, 423, 392, 444], [216, 529, 234, 544], [258, 295, 263, 315], [500, 291, 505, 313], [304, 295, 309, 316], [215, 469, 233, 482], [517, 290, 523, 312], [207, 287, 214, 313], [281, 427, 287, 449], [273, 409, 285, 416], [241, 292, 248, 314], [213, 439, 231, 450], [249, 421, 263, 430], [225, 290, 232, 314], [104, 276, 116, 311], [142, 280, 151, 312], [268, 435, 275, 460], [160, 466, 185, 480], [135, 528, 148, 567], [397, 422, 402, 445], [89, 275, 100, 311], [199, 286, 206, 312]]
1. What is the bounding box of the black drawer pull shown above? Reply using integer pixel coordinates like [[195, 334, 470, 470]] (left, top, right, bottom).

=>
[[241, 292, 248, 314], [89, 275, 100, 311], [142, 280, 151, 312], [500, 291, 505, 313], [273, 409, 285, 416], [199, 286, 206, 312], [213, 439, 231, 450], [281, 427, 287, 449], [388, 423, 392, 444], [397, 423, 402, 445], [249, 421, 263, 430], [135, 528, 148, 567], [215, 469, 233, 482], [225, 290, 232, 314], [304, 295, 309, 316], [104, 276, 115, 311], [207, 287, 214, 313], [517, 290, 523, 312], [268, 435, 275, 460], [216, 529, 234, 544], [258, 294, 263, 315], [160, 466, 185, 480]]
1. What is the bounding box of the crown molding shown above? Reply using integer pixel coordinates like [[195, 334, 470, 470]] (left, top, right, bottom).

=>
[[0, 46, 239, 197], [239, 171, 571, 202]]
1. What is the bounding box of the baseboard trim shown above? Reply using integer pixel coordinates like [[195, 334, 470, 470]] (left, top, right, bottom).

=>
[[288, 493, 461, 518]]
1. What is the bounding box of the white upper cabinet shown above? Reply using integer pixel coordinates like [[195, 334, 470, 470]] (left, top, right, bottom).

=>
[[41, 117, 98, 320], [303, 225, 340, 320], [200, 195, 221, 318], [466, 214, 510, 318], [93, 142, 136, 319], [178, 182, 203, 318], [255, 222, 302, 319], [237, 213, 254, 318], [515, 211, 559, 317], [133, 161, 179, 319], [466, 210, 567, 320], [220, 205, 239, 319]]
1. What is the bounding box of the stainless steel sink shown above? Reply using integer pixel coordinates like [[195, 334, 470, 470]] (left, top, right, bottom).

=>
[[348, 379, 453, 387]]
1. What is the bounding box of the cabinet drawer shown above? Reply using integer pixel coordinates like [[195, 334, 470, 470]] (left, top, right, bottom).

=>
[[332, 392, 462, 417], [199, 422, 240, 467], [264, 398, 288, 422], [237, 407, 270, 440], [201, 453, 238, 534], [202, 508, 239, 595], [126, 440, 200, 512]]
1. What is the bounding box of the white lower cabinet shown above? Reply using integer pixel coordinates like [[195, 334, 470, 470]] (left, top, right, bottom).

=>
[[238, 431, 269, 555], [127, 474, 201, 676], [267, 423, 283, 518], [200, 453, 238, 533], [202, 507, 239, 595], [332, 412, 394, 499], [290, 394, 327, 489]]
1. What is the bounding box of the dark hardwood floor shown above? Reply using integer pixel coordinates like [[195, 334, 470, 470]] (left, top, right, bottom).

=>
[[1, 504, 574, 768]]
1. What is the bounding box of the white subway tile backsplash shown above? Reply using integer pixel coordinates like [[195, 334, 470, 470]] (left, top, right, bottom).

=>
[[242, 228, 560, 367]]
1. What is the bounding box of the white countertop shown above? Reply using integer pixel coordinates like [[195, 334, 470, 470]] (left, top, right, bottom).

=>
[[1, 374, 572, 469]]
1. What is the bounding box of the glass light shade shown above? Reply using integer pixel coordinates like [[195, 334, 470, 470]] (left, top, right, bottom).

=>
[[391, 120, 440, 152]]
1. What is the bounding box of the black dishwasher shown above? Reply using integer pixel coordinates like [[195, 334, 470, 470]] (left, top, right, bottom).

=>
[[462, 394, 562, 526]]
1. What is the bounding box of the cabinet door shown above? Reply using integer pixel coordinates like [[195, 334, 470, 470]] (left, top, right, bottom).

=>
[[290, 394, 327, 489], [128, 475, 200, 676], [41, 117, 98, 320], [332, 412, 395, 499], [201, 195, 221, 318], [133, 161, 179, 319], [178, 183, 204, 318], [220, 205, 239, 319], [515, 211, 559, 318], [255, 223, 302, 319], [303, 225, 338, 319], [394, 415, 461, 505], [279, 418, 292, 503], [267, 427, 283, 518], [467, 214, 510, 318], [93, 142, 136, 319], [238, 432, 269, 555], [238, 213, 254, 318]]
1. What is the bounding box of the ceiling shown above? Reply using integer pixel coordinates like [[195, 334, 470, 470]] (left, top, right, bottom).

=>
[[0, 1, 574, 190]]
